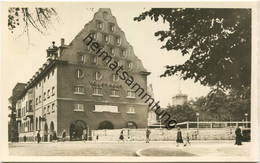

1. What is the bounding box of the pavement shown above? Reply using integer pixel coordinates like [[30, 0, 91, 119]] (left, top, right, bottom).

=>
[[9, 140, 250, 157]]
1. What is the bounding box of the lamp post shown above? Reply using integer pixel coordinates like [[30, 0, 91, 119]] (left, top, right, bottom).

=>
[[245, 113, 248, 128], [196, 112, 200, 132]]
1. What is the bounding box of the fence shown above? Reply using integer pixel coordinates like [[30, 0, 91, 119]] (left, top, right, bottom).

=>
[[92, 121, 251, 141]]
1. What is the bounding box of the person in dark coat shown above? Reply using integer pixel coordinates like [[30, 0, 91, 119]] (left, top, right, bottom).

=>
[[119, 129, 124, 142], [176, 127, 184, 147], [53, 131, 57, 142], [36, 131, 41, 143], [235, 127, 242, 145]]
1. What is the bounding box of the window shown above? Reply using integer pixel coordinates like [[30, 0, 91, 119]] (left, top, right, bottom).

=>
[[121, 49, 127, 58], [96, 21, 103, 30], [110, 89, 119, 97], [110, 47, 115, 56], [52, 86, 55, 96], [43, 92, 46, 101], [103, 11, 109, 20], [47, 89, 50, 98], [95, 72, 103, 81], [39, 96, 41, 103], [127, 62, 133, 70], [104, 34, 109, 43], [91, 32, 97, 40], [74, 86, 85, 94], [52, 103, 55, 112], [93, 56, 98, 65], [47, 105, 50, 113], [127, 90, 136, 98], [112, 74, 119, 82], [79, 55, 86, 64], [74, 104, 84, 112], [93, 87, 102, 96], [36, 98, 38, 105], [127, 107, 135, 113], [116, 36, 121, 45], [109, 23, 115, 32], [76, 69, 84, 79]]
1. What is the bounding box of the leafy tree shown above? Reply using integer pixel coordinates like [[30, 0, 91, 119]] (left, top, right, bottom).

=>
[[165, 103, 197, 123], [134, 8, 251, 91], [8, 7, 58, 35]]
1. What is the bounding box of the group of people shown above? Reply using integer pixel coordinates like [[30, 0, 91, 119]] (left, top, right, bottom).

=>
[[117, 127, 191, 146], [35, 129, 67, 143], [32, 127, 244, 145]]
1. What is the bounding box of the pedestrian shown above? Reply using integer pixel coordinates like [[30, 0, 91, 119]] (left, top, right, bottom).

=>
[[62, 129, 66, 142], [146, 128, 151, 143], [82, 129, 87, 142], [235, 126, 242, 145], [176, 127, 184, 147], [53, 131, 57, 142], [119, 129, 124, 142], [184, 132, 191, 146], [96, 134, 99, 141], [36, 131, 41, 143], [23, 135, 27, 142]]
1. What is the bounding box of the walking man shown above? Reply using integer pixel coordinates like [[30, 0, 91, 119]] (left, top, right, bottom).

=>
[[36, 131, 41, 143], [235, 126, 243, 145], [146, 128, 151, 143]]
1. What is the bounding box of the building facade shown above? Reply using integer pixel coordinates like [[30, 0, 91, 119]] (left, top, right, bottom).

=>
[[10, 8, 150, 141]]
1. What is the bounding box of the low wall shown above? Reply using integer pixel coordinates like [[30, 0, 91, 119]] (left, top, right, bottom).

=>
[[92, 127, 236, 141]]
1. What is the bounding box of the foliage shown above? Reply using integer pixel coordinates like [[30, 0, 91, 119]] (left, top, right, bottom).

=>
[[134, 8, 251, 91], [165, 103, 197, 123], [8, 7, 58, 35]]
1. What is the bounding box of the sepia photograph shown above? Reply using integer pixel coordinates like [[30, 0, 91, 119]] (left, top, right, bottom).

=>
[[0, 1, 259, 162]]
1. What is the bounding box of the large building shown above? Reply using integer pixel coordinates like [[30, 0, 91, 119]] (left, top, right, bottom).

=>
[[9, 8, 150, 141]]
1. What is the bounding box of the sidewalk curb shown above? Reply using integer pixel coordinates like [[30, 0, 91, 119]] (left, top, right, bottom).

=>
[[135, 147, 154, 157]]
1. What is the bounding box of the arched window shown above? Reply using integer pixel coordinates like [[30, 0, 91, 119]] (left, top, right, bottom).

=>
[[95, 72, 103, 81], [76, 69, 84, 79]]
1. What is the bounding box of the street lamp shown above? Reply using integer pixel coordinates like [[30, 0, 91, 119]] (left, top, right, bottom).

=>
[[245, 113, 248, 128], [196, 112, 200, 131]]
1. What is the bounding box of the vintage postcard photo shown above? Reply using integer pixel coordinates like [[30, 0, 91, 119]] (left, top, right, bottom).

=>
[[0, 1, 259, 162]]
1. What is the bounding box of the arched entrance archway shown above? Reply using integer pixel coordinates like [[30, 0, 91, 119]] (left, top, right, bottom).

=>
[[43, 123, 48, 142], [69, 120, 87, 141], [127, 121, 138, 129], [98, 121, 114, 129]]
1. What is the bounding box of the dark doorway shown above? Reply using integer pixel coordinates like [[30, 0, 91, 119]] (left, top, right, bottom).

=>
[[98, 121, 114, 129], [69, 120, 87, 141]]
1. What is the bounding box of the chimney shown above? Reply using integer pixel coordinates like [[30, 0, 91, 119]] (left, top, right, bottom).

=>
[[61, 38, 65, 46]]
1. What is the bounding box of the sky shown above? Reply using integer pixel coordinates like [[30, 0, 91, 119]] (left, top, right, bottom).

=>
[[2, 3, 211, 110]]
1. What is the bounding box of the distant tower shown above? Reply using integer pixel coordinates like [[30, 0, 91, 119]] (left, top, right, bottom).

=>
[[172, 88, 188, 106], [147, 84, 157, 125], [46, 41, 59, 59]]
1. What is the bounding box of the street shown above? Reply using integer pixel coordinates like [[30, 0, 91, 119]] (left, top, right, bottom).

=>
[[9, 140, 250, 157]]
